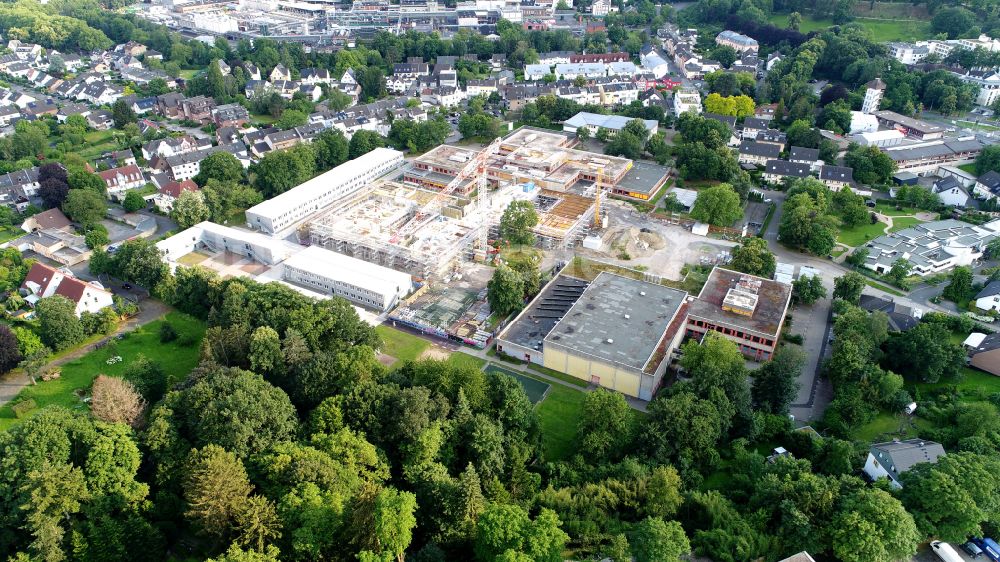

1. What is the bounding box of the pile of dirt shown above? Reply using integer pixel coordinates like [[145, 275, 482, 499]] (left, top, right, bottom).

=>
[[615, 227, 666, 258]]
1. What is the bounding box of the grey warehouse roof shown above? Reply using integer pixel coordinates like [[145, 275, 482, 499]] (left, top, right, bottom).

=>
[[543, 272, 687, 371]]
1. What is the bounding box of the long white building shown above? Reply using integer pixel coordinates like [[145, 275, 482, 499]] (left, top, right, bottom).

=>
[[156, 221, 301, 269], [282, 245, 412, 311], [245, 147, 404, 235]]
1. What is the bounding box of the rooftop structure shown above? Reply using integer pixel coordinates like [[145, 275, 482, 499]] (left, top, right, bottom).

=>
[[715, 30, 759, 52], [541, 272, 688, 399], [245, 147, 403, 235], [157, 221, 302, 269], [685, 268, 792, 361], [20, 262, 113, 316]]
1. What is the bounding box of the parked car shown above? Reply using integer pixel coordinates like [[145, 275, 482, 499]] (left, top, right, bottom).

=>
[[963, 541, 984, 559]]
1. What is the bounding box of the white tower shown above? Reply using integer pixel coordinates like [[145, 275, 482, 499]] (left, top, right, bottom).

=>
[[862, 78, 886, 115]]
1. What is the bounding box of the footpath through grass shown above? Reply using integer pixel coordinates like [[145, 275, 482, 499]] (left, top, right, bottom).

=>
[[0, 312, 206, 431]]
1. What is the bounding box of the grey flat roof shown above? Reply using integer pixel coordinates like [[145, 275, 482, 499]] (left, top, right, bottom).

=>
[[499, 274, 589, 352], [688, 267, 791, 336], [543, 272, 687, 370], [619, 160, 670, 195]]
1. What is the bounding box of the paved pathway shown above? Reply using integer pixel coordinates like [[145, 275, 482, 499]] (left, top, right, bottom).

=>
[[0, 300, 170, 408]]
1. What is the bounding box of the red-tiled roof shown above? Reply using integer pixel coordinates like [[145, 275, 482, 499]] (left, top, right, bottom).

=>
[[98, 164, 143, 187], [158, 179, 199, 199], [54, 275, 87, 302], [21, 262, 57, 295]]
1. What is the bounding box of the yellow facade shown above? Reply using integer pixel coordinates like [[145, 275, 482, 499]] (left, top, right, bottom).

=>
[[544, 346, 642, 398]]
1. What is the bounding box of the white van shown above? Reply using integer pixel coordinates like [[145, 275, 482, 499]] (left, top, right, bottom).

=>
[[932, 540, 966, 562]]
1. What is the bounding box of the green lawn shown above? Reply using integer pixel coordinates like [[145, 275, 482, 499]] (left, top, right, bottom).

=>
[[875, 202, 927, 217], [0, 226, 24, 244], [178, 68, 200, 79], [837, 221, 887, 247], [888, 216, 921, 233], [74, 130, 120, 161], [863, 278, 905, 297], [536, 384, 586, 461], [375, 325, 430, 363], [960, 163, 978, 175], [0, 312, 206, 431], [221, 208, 248, 227], [767, 13, 932, 41], [854, 412, 917, 442], [446, 352, 487, 370]]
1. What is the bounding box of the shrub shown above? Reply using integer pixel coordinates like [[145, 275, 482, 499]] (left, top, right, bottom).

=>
[[159, 322, 178, 343], [11, 399, 36, 418]]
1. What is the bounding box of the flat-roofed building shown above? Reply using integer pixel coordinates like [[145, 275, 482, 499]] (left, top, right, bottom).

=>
[[685, 268, 792, 361], [874, 110, 945, 140], [245, 147, 403, 235], [540, 272, 689, 400], [156, 221, 301, 269], [282, 245, 412, 312]]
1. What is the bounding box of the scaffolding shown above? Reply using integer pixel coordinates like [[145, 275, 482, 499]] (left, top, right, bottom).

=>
[[305, 181, 477, 280]]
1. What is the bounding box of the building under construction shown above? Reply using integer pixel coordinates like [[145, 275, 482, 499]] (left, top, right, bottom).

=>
[[303, 180, 477, 280]]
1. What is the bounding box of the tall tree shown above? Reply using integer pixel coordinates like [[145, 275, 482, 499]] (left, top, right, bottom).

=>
[[36, 295, 84, 351], [499, 201, 538, 246], [833, 272, 866, 304], [184, 445, 254, 539], [690, 184, 742, 226], [577, 389, 633, 460], [172, 190, 211, 228], [39, 163, 71, 209], [751, 346, 805, 415], [195, 152, 246, 186], [729, 237, 776, 278], [487, 263, 524, 317], [0, 323, 22, 374], [630, 518, 690, 562]]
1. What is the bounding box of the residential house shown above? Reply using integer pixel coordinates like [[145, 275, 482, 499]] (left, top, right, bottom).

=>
[[129, 96, 158, 115], [974, 170, 1000, 199], [86, 110, 114, 131], [789, 146, 820, 168], [390, 62, 430, 92], [142, 135, 202, 161], [181, 96, 216, 123], [270, 64, 292, 82], [99, 164, 146, 201], [244, 80, 273, 99], [298, 83, 322, 102], [738, 140, 781, 167], [819, 165, 854, 190], [216, 59, 230, 75], [166, 142, 249, 182], [858, 294, 923, 331], [300, 68, 332, 85], [863, 439, 945, 489], [762, 160, 811, 184], [153, 179, 199, 213], [0, 166, 40, 206], [20, 262, 113, 314], [967, 331, 1000, 376], [212, 103, 249, 128], [20, 208, 71, 233], [640, 45, 669, 78], [0, 105, 20, 127], [755, 129, 787, 150], [673, 89, 701, 117], [931, 175, 971, 207], [156, 92, 187, 118], [716, 30, 759, 54], [974, 281, 1000, 311], [741, 117, 770, 140], [863, 218, 1000, 276], [524, 64, 551, 81], [244, 63, 262, 81]]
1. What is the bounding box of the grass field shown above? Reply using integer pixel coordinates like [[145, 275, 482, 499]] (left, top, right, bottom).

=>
[[72, 130, 120, 161], [875, 202, 927, 217], [375, 325, 430, 363], [536, 384, 586, 461], [889, 216, 921, 233], [178, 68, 200, 79], [767, 13, 932, 41], [0, 312, 206, 431], [527, 362, 589, 388], [0, 226, 24, 244], [960, 163, 978, 175], [837, 221, 887, 247]]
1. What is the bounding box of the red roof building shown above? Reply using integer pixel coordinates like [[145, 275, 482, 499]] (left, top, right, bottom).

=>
[[20, 262, 115, 316]]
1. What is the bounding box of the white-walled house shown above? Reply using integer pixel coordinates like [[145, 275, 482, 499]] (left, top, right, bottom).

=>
[[974, 281, 1000, 311], [863, 439, 945, 489], [20, 262, 115, 316]]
